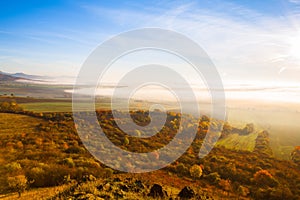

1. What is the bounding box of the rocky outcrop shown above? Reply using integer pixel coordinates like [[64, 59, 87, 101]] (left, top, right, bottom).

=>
[[178, 186, 195, 199], [148, 184, 168, 198]]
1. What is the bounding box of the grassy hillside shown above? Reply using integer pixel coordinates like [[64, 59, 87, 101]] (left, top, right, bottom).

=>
[[1, 101, 300, 199], [0, 113, 43, 136]]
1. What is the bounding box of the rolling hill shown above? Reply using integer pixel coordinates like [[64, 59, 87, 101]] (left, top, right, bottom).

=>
[[0, 73, 22, 81]]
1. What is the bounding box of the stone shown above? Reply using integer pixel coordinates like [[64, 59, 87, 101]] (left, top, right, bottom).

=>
[[148, 184, 167, 198], [178, 186, 195, 199]]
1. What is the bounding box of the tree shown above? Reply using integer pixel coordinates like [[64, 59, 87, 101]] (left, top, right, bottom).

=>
[[291, 146, 300, 165], [201, 115, 210, 122], [7, 175, 27, 197], [219, 179, 231, 195], [237, 185, 250, 197], [189, 164, 203, 179], [242, 123, 254, 135], [253, 170, 278, 188], [221, 122, 232, 138]]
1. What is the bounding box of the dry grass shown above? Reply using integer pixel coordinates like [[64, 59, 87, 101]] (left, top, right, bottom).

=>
[[0, 113, 43, 136], [0, 184, 70, 200]]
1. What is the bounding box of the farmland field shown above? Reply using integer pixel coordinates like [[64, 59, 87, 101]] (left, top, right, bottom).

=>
[[216, 132, 258, 152]]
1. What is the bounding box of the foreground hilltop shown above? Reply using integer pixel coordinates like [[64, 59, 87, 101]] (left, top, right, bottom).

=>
[[0, 100, 300, 199]]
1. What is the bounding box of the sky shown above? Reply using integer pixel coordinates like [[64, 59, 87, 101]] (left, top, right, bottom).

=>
[[0, 0, 300, 85]]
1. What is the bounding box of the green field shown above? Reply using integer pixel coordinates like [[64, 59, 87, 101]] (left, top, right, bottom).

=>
[[20, 102, 119, 112], [20, 102, 73, 112], [20, 101, 177, 113], [216, 132, 258, 152]]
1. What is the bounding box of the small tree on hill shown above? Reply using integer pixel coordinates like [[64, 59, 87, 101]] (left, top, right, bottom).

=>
[[7, 175, 27, 197]]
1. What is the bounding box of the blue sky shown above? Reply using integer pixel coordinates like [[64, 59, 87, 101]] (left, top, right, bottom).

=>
[[0, 0, 300, 84]]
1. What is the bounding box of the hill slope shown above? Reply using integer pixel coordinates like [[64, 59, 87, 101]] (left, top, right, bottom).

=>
[[0, 73, 21, 81]]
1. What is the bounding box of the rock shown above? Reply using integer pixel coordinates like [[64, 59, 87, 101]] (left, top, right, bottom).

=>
[[125, 177, 132, 182], [134, 180, 145, 189], [178, 186, 195, 199], [120, 184, 129, 192], [82, 174, 96, 182], [77, 193, 95, 200], [113, 177, 121, 182], [99, 194, 112, 200], [148, 184, 168, 198], [96, 184, 103, 191], [103, 183, 111, 191], [73, 191, 86, 198], [113, 191, 124, 199]]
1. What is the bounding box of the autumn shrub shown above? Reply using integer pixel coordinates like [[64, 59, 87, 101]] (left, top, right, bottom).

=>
[[253, 170, 278, 188], [269, 186, 293, 200], [0, 101, 23, 113], [65, 146, 85, 154], [189, 164, 203, 179], [204, 172, 221, 185], [237, 185, 250, 197], [27, 167, 45, 187], [103, 168, 114, 178], [176, 163, 189, 176], [5, 162, 22, 173], [218, 179, 231, 192], [62, 158, 75, 168], [26, 163, 71, 187]]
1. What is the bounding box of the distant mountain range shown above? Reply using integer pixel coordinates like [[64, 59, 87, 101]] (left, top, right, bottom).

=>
[[10, 72, 51, 80], [0, 71, 76, 85], [0, 71, 51, 81], [0, 73, 21, 81]]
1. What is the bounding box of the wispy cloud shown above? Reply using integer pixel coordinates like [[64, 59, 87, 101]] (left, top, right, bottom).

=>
[[80, 1, 300, 83], [289, 0, 300, 4], [1, 0, 300, 83]]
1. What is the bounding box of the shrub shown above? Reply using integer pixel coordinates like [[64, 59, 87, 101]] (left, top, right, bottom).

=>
[[237, 185, 250, 197], [27, 167, 45, 187], [219, 179, 231, 191], [204, 172, 221, 185], [63, 158, 75, 168], [176, 163, 188, 176], [253, 170, 278, 188], [0, 101, 23, 113], [189, 164, 203, 179], [5, 162, 22, 173], [103, 168, 113, 178], [65, 146, 85, 154]]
